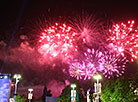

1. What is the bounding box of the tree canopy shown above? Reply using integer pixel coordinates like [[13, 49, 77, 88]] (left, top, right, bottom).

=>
[[101, 77, 138, 102]]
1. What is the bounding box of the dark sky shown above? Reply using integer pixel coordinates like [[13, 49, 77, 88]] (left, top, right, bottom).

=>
[[1, 0, 138, 27], [0, 0, 138, 44]]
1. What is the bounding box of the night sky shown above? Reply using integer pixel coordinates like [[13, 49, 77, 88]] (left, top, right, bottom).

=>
[[1, 0, 138, 27], [0, 0, 138, 85]]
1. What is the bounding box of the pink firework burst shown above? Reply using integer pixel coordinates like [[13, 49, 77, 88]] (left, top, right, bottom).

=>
[[107, 20, 138, 62], [83, 62, 97, 80], [84, 49, 104, 72], [100, 51, 129, 79], [69, 49, 103, 80], [69, 59, 96, 80], [38, 23, 78, 60], [69, 60, 85, 80]]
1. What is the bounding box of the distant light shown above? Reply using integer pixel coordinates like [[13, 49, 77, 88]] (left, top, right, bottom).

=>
[[11, 83, 15, 88], [0, 76, 3, 79], [3, 75, 9, 79]]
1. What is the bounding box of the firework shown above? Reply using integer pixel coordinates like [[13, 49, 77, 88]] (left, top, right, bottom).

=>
[[69, 59, 96, 80], [107, 20, 138, 62], [69, 49, 103, 80], [84, 49, 104, 72], [83, 61, 97, 80], [69, 15, 105, 47], [38, 23, 78, 60], [100, 51, 128, 79], [69, 60, 85, 80]]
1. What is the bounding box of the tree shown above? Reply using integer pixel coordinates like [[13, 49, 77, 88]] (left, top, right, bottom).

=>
[[130, 72, 138, 90], [57, 84, 86, 102], [129, 72, 138, 101], [57, 85, 71, 102], [15, 94, 26, 102], [101, 77, 137, 102]]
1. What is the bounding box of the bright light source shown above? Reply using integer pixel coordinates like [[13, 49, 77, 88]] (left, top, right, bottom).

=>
[[0, 74, 10, 79], [4, 75, 8, 79], [13, 74, 21, 79], [93, 74, 102, 80], [71, 84, 76, 89]]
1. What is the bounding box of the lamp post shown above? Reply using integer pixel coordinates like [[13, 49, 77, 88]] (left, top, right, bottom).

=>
[[28, 88, 33, 102], [71, 84, 76, 102], [93, 74, 102, 102], [13, 74, 21, 102], [87, 89, 91, 102]]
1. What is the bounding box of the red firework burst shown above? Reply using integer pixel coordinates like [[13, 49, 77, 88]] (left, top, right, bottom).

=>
[[38, 23, 78, 60], [69, 15, 105, 47], [107, 20, 138, 62]]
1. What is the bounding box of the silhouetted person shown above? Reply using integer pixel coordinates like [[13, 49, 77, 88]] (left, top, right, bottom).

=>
[[42, 85, 52, 102], [42, 85, 47, 102]]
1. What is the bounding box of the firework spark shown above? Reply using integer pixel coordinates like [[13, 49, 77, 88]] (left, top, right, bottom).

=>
[[100, 51, 128, 79], [107, 20, 138, 62], [38, 23, 78, 60]]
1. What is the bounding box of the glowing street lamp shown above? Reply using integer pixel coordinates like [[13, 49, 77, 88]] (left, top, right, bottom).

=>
[[71, 84, 76, 102], [93, 74, 102, 81], [93, 74, 102, 102], [13, 74, 21, 102], [71, 84, 76, 90]]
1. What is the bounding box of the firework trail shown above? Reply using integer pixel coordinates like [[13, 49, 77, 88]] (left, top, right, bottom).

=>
[[100, 51, 128, 79], [107, 20, 138, 62], [37, 23, 78, 61], [69, 15, 106, 47]]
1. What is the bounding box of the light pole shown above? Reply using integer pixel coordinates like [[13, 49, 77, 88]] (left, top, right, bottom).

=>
[[13, 74, 21, 102], [28, 88, 33, 102], [93, 74, 102, 102], [71, 84, 76, 102]]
